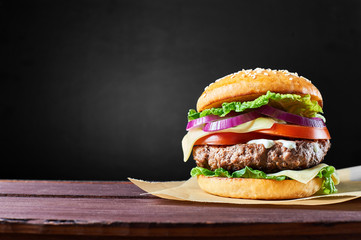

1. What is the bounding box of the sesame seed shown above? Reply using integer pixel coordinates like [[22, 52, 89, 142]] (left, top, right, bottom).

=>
[[255, 68, 263, 73]]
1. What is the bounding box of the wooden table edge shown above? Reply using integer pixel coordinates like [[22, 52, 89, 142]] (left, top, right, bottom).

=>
[[0, 220, 361, 237]]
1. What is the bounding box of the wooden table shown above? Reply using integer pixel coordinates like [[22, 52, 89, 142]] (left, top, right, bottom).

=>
[[0, 180, 360, 239]]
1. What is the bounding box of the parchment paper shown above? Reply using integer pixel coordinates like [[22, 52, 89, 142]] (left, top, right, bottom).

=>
[[129, 166, 361, 205]]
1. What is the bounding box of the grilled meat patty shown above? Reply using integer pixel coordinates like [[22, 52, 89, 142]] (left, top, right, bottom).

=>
[[193, 140, 330, 173]]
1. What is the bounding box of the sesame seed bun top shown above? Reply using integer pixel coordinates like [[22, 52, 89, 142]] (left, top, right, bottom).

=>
[[196, 68, 323, 112]]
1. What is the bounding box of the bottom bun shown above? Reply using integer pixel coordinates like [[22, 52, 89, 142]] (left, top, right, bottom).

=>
[[197, 175, 323, 200]]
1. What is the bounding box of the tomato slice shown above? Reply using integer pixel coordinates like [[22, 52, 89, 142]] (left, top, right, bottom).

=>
[[194, 132, 279, 145], [256, 123, 331, 140], [194, 124, 331, 145]]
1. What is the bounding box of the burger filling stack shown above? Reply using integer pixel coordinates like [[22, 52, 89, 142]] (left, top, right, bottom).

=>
[[182, 68, 339, 200]]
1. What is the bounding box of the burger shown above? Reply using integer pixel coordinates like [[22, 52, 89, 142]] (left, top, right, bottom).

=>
[[182, 68, 339, 200]]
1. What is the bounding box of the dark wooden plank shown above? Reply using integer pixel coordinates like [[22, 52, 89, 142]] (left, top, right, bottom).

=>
[[1, 222, 361, 239], [0, 196, 361, 223], [1, 234, 361, 240], [1, 180, 361, 214], [0, 196, 360, 237], [0, 180, 151, 198], [0, 181, 361, 238]]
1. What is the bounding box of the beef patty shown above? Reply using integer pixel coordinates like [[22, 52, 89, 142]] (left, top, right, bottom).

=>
[[193, 139, 330, 173]]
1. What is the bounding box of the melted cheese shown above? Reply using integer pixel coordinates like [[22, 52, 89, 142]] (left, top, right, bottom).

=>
[[247, 139, 297, 150], [268, 163, 340, 185], [182, 117, 276, 162], [277, 140, 297, 150], [247, 139, 275, 148]]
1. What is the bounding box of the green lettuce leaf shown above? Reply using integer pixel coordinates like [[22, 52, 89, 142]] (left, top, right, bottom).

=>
[[316, 166, 337, 194], [190, 165, 337, 195], [191, 166, 286, 181], [188, 91, 323, 121]]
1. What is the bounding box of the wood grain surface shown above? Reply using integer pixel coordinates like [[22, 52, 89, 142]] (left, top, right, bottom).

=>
[[0, 180, 360, 239]]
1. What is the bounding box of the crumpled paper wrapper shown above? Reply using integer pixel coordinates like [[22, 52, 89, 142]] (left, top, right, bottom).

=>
[[129, 166, 361, 205]]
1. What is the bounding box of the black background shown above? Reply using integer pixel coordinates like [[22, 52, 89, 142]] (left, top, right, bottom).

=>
[[2, 0, 361, 180]]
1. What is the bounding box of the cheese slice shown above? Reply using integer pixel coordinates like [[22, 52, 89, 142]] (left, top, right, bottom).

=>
[[182, 117, 277, 162], [267, 163, 340, 185]]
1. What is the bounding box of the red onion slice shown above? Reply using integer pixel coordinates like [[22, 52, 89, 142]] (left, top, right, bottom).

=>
[[257, 105, 325, 127], [186, 115, 223, 131], [203, 111, 262, 132]]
